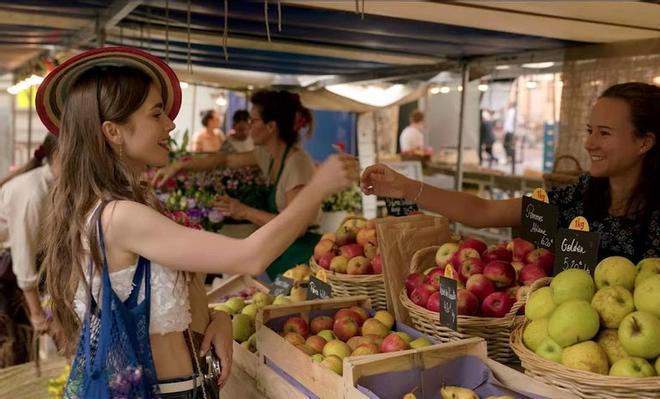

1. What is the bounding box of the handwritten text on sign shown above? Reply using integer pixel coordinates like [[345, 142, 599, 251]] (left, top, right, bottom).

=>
[[439, 277, 457, 331], [521, 196, 559, 250], [306, 275, 332, 300], [552, 228, 600, 276], [269, 275, 294, 296]]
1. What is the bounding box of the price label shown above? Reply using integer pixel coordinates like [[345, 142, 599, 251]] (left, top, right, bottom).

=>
[[569, 216, 590, 232], [532, 188, 549, 203], [439, 277, 457, 331], [306, 275, 332, 300], [269, 275, 294, 296], [520, 195, 559, 250], [385, 197, 419, 217], [552, 228, 600, 276]]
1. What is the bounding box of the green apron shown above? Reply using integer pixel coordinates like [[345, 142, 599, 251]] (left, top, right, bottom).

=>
[[265, 144, 321, 280]]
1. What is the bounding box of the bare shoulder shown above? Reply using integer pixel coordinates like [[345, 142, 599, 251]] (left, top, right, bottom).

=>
[[100, 200, 164, 236]]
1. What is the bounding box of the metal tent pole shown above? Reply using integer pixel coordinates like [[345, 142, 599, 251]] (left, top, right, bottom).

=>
[[454, 62, 469, 192]]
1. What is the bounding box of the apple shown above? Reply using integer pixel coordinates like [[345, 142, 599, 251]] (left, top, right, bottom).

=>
[[435, 243, 459, 266], [272, 295, 292, 305], [356, 228, 377, 247], [346, 336, 371, 351], [283, 316, 309, 337], [511, 261, 525, 279], [508, 237, 535, 261], [548, 300, 599, 347], [320, 232, 335, 242], [506, 285, 520, 299], [311, 353, 324, 363], [637, 257, 660, 271], [318, 252, 335, 270], [656, 356, 660, 376], [351, 343, 379, 356], [481, 292, 515, 318], [457, 289, 479, 316], [296, 343, 317, 355], [314, 239, 336, 262], [618, 311, 660, 359], [373, 310, 395, 330], [633, 274, 660, 318], [610, 357, 656, 377], [450, 247, 481, 269], [426, 292, 441, 312], [213, 304, 232, 314], [550, 268, 595, 304], [339, 244, 364, 260], [232, 313, 255, 342], [363, 242, 377, 260], [380, 333, 410, 353], [410, 336, 432, 349], [310, 316, 334, 334], [535, 338, 563, 363], [525, 286, 555, 321], [561, 341, 609, 375], [317, 329, 336, 342], [483, 261, 516, 288], [596, 329, 629, 365], [423, 267, 444, 289], [591, 286, 634, 328], [347, 256, 371, 275], [333, 318, 358, 341], [410, 284, 436, 308], [635, 260, 660, 288], [241, 304, 259, 320], [457, 257, 485, 283], [594, 256, 637, 291], [523, 318, 550, 351], [371, 254, 383, 274], [320, 354, 343, 375], [349, 306, 369, 326], [482, 244, 512, 263], [335, 225, 356, 246], [393, 332, 412, 343], [363, 334, 384, 349], [251, 292, 272, 308], [361, 318, 388, 338], [459, 238, 487, 255], [322, 339, 351, 359], [519, 263, 548, 286], [525, 248, 555, 275], [305, 335, 327, 354], [405, 272, 426, 296], [466, 274, 495, 302], [334, 308, 362, 324], [224, 297, 245, 314], [329, 255, 349, 273]]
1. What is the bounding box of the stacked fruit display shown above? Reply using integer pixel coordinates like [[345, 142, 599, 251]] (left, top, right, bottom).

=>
[[522, 257, 660, 377], [401, 386, 513, 399], [312, 218, 382, 275], [406, 237, 553, 317], [278, 307, 432, 376]]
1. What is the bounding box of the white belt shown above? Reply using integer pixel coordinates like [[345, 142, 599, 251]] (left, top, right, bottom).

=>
[[158, 375, 205, 394]]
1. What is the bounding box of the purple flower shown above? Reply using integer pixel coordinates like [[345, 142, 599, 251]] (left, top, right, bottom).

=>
[[208, 209, 224, 223], [186, 198, 197, 208], [187, 208, 202, 222]]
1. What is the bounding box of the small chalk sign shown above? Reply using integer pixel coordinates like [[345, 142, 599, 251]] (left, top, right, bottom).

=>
[[439, 277, 458, 331], [552, 228, 600, 276], [385, 197, 419, 217], [520, 195, 559, 250], [269, 275, 294, 296], [306, 275, 332, 300]]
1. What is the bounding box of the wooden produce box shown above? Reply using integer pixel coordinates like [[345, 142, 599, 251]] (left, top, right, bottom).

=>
[[343, 337, 577, 399], [256, 296, 441, 399]]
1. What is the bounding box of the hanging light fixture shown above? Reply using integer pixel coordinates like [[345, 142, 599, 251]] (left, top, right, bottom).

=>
[[477, 83, 489, 92], [429, 86, 441, 95], [439, 86, 450, 94]]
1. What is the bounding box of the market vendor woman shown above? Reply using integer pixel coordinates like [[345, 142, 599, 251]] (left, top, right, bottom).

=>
[[361, 82, 659, 263], [153, 90, 320, 280]]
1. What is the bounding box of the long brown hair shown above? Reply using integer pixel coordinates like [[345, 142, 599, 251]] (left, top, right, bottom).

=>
[[43, 66, 161, 354], [0, 133, 58, 188]]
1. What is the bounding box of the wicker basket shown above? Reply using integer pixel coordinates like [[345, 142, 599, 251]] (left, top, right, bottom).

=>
[[543, 155, 583, 190], [309, 257, 388, 310], [399, 245, 550, 363]]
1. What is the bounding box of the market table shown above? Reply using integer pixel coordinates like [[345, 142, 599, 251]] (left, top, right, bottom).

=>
[[0, 357, 67, 399]]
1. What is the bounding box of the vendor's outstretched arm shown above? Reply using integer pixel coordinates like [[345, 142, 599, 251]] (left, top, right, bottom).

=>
[[152, 151, 257, 187]]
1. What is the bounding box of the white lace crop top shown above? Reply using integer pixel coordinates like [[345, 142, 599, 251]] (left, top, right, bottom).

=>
[[73, 203, 191, 335]]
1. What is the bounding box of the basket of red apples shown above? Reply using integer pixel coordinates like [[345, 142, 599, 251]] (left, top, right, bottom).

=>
[[399, 237, 553, 363], [310, 217, 387, 310]]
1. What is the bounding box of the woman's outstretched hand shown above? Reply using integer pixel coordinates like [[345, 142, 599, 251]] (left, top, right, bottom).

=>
[[360, 163, 411, 199], [151, 161, 182, 188]]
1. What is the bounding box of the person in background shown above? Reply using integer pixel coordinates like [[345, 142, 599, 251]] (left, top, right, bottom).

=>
[[192, 109, 225, 153], [503, 102, 518, 164], [0, 134, 58, 366], [220, 110, 254, 153], [479, 109, 497, 167], [399, 109, 425, 153], [362, 82, 659, 263]]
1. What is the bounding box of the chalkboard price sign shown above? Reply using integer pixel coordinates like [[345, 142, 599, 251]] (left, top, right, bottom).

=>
[[269, 275, 294, 296], [306, 275, 332, 300], [385, 197, 419, 217], [552, 228, 600, 276], [520, 196, 559, 250], [439, 277, 457, 331]]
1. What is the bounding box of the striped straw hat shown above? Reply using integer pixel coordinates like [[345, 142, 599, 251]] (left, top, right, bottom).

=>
[[36, 46, 182, 135]]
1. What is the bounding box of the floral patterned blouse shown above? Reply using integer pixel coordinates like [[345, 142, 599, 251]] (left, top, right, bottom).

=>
[[547, 175, 660, 263]]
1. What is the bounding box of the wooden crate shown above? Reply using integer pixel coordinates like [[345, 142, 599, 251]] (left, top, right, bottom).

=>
[[206, 274, 269, 307], [343, 337, 577, 399]]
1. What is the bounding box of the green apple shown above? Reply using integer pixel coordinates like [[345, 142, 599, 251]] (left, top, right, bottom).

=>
[[618, 311, 660, 359], [633, 275, 660, 318], [322, 339, 351, 359], [594, 256, 637, 291], [311, 353, 324, 363], [225, 297, 246, 314], [241, 303, 259, 320], [252, 292, 273, 308], [523, 318, 550, 351], [591, 286, 634, 328], [655, 356, 660, 376], [635, 262, 660, 288], [409, 337, 432, 349], [535, 338, 562, 363], [548, 300, 599, 347], [551, 269, 595, 304], [232, 313, 255, 343], [610, 357, 656, 377], [320, 354, 343, 375], [317, 329, 336, 343], [561, 341, 609, 375], [525, 287, 556, 321], [637, 257, 660, 272], [596, 329, 628, 365], [272, 295, 292, 305]]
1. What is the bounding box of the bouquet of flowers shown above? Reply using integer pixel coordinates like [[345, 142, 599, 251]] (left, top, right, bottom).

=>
[[322, 185, 362, 213]]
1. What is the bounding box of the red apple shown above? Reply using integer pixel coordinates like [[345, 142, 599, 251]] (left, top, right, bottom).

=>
[[450, 247, 481, 269], [410, 284, 435, 308], [335, 225, 356, 246], [482, 244, 513, 263], [363, 242, 377, 260], [507, 238, 535, 262], [371, 254, 383, 274], [283, 316, 309, 337], [356, 228, 377, 247], [457, 288, 479, 316], [305, 335, 327, 353], [483, 261, 516, 288], [347, 256, 371, 275], [519, 263, 547, 286], [318, 252, 335, 270], [351, 343, 380, 356], [334, 308, 362, 324], [320, 232, 335, 242], [459, 238, 487, 255], [481, 292, 515, 318], [339, 244, 364, 260], [424, 267, 444, 289], [361, 318, 388, 338], [405, 272, 425, 296], [466, 274, 495, 302], [525, 248, 555, 275], [333, 318, 359, 341], [426, 291, 441, 312], [314, 239, 336, 262], [346, 336, 371, 351], [457, 257, 485, 283], [348, 306, 369, 326], [379, 333, 410, 353], [363, 334, 384, 349], [284, 332, 306, 346], [310, 316, 334, 334]]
